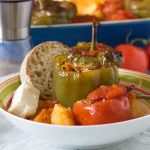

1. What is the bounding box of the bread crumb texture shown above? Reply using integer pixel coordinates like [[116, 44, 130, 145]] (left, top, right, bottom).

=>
[[20, 41, 69, 99]]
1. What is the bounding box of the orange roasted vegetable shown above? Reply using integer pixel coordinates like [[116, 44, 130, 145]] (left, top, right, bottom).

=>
[[34, 109, 52, 124]]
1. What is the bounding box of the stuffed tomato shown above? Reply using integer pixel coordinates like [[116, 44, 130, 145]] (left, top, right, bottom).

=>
[[72, 84, 132, 125]]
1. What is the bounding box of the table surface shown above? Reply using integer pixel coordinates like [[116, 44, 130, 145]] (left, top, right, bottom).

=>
[[0, 75, 150, 150]]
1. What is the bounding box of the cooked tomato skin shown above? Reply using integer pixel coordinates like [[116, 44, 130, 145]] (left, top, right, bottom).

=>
[[86, 84, 128, 102], [72, 96, 131, 125]]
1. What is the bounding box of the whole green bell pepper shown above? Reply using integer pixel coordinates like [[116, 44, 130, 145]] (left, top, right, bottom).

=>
[[52, 51, 121, 107]]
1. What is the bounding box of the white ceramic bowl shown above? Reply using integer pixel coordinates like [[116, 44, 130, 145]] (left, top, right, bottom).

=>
[[0, 69, 150, 149]]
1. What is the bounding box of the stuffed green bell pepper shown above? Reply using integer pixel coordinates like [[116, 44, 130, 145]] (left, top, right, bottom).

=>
[[52, 44, 122, 107]]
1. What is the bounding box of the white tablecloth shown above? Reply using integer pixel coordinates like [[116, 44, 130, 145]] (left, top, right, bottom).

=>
[[0, 75, 150, 150]]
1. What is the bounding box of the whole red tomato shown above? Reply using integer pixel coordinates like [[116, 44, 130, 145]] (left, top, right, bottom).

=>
[[115, 44, 148, 72], [72, 85, 132, 125]]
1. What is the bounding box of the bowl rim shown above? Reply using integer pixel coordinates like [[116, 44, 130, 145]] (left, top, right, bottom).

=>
[[31, 18, 150, 28], [0, 68, 150, 129]]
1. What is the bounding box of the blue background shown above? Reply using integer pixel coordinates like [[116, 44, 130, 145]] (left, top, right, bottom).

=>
[[31, 20, 150, 48]]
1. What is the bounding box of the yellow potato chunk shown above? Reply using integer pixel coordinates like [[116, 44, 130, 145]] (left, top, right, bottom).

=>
[[33, 109, 52, 124], [51, 104, 75, 125]]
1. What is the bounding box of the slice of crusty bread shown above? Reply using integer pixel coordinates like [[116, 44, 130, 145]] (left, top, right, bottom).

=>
[[20, 41, 69, 99]]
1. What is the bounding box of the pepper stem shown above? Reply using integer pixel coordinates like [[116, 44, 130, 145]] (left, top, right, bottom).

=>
[[91, 21, 99, 51]]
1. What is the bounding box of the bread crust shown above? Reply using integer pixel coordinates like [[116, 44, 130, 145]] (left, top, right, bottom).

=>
[[20, 41, 69, 99]]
